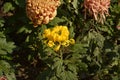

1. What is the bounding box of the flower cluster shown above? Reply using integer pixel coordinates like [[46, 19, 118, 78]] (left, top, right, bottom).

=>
[[84, 0, 110, 23], [26, 0, 61, 27], [43, 26, 75, 51]]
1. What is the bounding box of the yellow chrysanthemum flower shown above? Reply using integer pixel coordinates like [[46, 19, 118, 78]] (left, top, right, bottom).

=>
[[43, 25, 75, 51], [51, 26, 69, 42]]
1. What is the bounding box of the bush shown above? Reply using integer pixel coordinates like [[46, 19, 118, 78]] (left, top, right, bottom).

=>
[[0, 0, 120, 80]]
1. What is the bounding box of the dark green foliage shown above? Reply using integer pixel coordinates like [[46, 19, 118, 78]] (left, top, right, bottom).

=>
[[0, 0, 120, 80], [0, 60, 16, 80]]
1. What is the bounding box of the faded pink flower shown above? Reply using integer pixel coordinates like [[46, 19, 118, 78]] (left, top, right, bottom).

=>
[[0, 76, 7, 80], [84, 0, 110, 23], [116, 26, 120, 30]]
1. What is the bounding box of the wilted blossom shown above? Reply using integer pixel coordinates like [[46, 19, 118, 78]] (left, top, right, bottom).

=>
[[26, 0, 61, 27], [84, 0, 110, 23], [43, 26, 75, 51]]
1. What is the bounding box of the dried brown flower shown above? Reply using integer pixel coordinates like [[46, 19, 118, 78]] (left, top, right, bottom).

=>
[[26, 0, 61, 27], [84, 0, 110, 23]]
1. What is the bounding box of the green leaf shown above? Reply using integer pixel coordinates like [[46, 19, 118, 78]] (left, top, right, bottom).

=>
[[0, 32, 5, 38], [0, 50, 7, 55], [0, 38, 16, 55], [3, 2, 14, 13], [13, 0, 25, 7], [52, 58, 64, 76], [6, 73, 16, 80], [36, 68, 51, 80], [50, 76, 58, 80], [49, 17, 66, 25], [71, 0, 78, 14], [93, 47, 100, 57], [71, 0, 78, 8], [17, 26, 32, 33], [60, 71, 78, 80], [112, 76, 119, 80], [69, 26, 75, 38], [67, 64, 78, 74], [71, 43, 88, 53], [87, 31, 105, 48], [0, 60, 16, 80], [0, 18, 5, 27]]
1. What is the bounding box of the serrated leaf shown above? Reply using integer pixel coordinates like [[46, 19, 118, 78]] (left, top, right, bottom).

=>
[[50, 76, 58, 80], [49, 17, 66, 25], [0, 60, 16, 80], [0, 50, 7, 55], [60, 71, 78, 80], [0, 38, 16, 55], [17, 26, 32, 33], [71, 43, 87, 53], [71, 0, 78, 9], [52, 58, 64, 76], [67, 64, 77, 74], [71, 0, 78, 14], [78, 62, 88, 71], [88, 31, 105, 48]]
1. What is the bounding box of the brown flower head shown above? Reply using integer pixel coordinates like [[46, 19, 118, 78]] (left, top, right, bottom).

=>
[[84, 0, 110, 23], [26, 0, 61, 27]]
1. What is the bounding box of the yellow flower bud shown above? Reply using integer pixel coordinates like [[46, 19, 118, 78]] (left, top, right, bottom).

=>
[[69, 39, 75, 44]]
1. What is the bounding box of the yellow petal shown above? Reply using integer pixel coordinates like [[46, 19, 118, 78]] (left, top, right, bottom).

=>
[[47, 41, 54, 47], [54, 44, 61, 51], [61, 40, 70, 47]]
